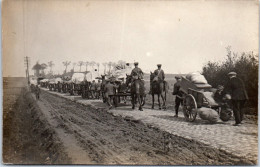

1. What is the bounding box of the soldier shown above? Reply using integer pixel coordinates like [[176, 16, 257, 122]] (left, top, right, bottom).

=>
[[224, 72, 248, 126], [104, 79, 118, 109], [130, 62, 144, 81], [150, 64, 165, 94], [154, 64, 165, 81], [95, 80, 102, 99], [172, 76, 183, 117], [35, 85, 41, 100], [119, 78, 128, 104], [90, 80, 96, 99]]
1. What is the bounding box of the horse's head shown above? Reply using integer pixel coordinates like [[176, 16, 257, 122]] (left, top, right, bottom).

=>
[[150, 71, 155, 81]]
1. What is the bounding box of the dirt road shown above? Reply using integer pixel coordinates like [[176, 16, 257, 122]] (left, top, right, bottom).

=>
[[32, 89, 253, 165]]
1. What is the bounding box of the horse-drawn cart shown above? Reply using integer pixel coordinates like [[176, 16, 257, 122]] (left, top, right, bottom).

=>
[[102, 77, 131, 107], [180, 76, 232, 122]]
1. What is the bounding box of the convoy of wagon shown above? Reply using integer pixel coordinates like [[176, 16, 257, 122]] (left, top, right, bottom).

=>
[[30, 62, 233, 124]]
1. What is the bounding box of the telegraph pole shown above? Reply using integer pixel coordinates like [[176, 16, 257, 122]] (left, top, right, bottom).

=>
[[24, 56, 30, 85]]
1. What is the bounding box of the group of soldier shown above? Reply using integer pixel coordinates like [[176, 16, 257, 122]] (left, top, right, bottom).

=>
[[125, 62, 248, 126], [90, 80, 102, 99], [31, 61, 248, 126]]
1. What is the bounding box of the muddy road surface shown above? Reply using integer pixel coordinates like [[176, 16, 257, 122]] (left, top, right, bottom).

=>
[[29, 89, 253, 165], [3, 78, 70, 164]]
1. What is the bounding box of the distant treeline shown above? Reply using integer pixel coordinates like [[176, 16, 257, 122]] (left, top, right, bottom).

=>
[[202, 46, 258, 108]]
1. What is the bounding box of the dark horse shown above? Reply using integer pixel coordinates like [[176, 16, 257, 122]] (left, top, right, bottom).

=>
[[150, 72, 168, 110], [126, 74, 146, 111]]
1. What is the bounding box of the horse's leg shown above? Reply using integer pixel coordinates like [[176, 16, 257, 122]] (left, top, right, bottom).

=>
[[158, 94, 161, 110], [152, 94, 154, 109], [131, 94, 135, 109], [137, 94, 143, 111], [161, 93, 166, 110]]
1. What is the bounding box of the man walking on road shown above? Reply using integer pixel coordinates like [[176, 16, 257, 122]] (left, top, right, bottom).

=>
[[224, 72, 248, 126], [172, 76, 183, 117], [90, 80, 96, 99], [104, 79, 118, 109], [35, 85, 41, 100], [95, 80, 102, 99]]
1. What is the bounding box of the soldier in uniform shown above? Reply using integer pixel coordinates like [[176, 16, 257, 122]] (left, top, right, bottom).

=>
[[154, 64, 165, 81], [90, 80, 96, 99], [130, 62, 144, 81], [150, 64, 165, 94], [224, 72, 248, 126], [95, 80, 102, 99], [172, 76, 183, 117], [104, 79, 118, 109], [35, 85, 41, 100]]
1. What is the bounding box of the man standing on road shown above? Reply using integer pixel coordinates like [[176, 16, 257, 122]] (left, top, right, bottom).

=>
[[95, 80, 102, 99], [90, 80, 96, 99], [172, 76, 183, 117], [224, 72, 248, 126], [104, 79, 118, 109], [35, 85, 41, 100]]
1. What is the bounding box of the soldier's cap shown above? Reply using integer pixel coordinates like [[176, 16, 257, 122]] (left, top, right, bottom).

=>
[[134, 62, 139, 65], [227, 72, 237, 76], [175, 76, 181, 79], [157, 64, 162, 67], [126, 63, 130, 66]]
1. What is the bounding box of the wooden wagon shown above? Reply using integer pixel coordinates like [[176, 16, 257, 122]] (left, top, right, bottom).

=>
[[179, 76, 232, 122]]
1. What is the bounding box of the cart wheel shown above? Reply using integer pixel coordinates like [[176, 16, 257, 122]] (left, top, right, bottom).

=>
[[183, 94, 197, 122]]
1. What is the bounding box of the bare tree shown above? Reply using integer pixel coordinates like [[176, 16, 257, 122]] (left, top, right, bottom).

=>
[[96, 62, 100, 72], [40, 63, 48, 75], [78, 61, 84, 72], [48, 61, 55, 74], [62, 61, 71, 73], [107, 62, 112, 74], [102, 62, 107, 74], [89, 61, 96, 70], [72, 62, 77, 71], [85, 61, 90, 71]]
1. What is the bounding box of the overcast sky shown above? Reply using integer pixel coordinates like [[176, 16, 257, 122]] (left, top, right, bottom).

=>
[[3, 0, 259, 77]]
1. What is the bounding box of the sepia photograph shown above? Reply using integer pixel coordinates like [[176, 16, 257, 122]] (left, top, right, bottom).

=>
[[2, 0, 259, 165]]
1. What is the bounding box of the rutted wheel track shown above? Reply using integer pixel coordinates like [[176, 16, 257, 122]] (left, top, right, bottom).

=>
[[38, 90, 253, 165]]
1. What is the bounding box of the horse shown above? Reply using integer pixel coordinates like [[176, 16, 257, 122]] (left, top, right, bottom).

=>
[[126, 74, 146, 111], [150, 72, 168, 110]]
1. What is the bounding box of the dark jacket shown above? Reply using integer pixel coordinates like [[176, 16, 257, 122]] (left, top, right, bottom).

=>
[[224, 77, 248, 100], [131, 67, 143, 79], [173, 82, 183, 98], [95, 82, 101, 90], [105, 83, 117, 96], [154, 69, 165, 81]]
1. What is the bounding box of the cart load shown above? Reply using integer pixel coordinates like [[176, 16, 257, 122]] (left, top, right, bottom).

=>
[[72, 73, 85, 84], [180, 72, 212, 94], [48, 78, 56, 84], [197, 107, 219, 123], [54, 77, 62, 83]]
